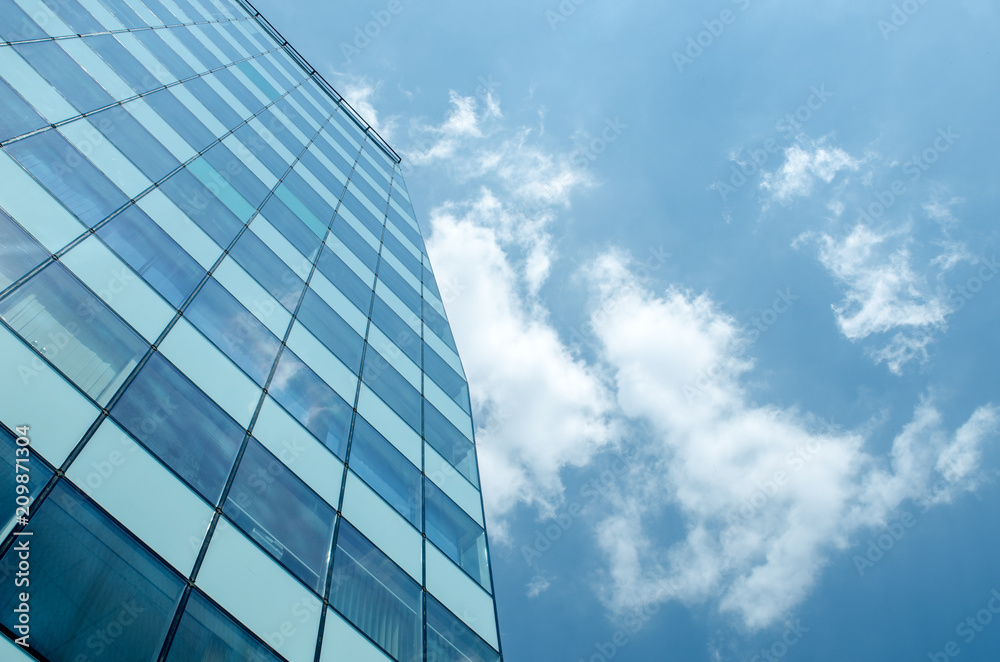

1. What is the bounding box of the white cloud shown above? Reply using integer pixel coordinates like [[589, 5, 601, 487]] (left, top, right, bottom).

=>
[[583, 253, 999, 629], [760, 141, 863, 204]]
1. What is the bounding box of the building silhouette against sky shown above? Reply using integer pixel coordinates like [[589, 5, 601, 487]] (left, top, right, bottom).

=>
[[0, 0, 501, 659]]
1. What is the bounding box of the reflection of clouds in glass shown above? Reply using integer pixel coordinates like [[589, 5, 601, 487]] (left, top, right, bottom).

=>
[[269, 351, 351, 457]]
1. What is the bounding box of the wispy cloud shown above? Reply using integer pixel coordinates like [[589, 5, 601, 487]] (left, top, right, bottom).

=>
[[760, 139, 863, 205]]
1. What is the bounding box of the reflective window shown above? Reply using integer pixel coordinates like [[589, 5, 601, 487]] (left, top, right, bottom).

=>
[[5, 126, 128, 227], [351, 172, 387, 211], [233, 123, 288, 178], [98, 0, 146, 28], [274, 97, 312, 139], [363, 351, 420, 433], [377, 263, 421, 319], [260, 195, 321, 260], [0, 0, 44, 42], [185, 278, 281, 385], [202, 142, 270, 209], [166, 589, 282, 662], [316, 246, 371, 313], [256, 108, 303, 155], [382, 229, 420, 278], [0, 481, 185, 662], [329, 521, 421, 662], [0, 209, 48, 291], [348, 416, 420, 527], [370, 297, 420, 365], [138, 0, 180, 26], [134, 29, 196, 80], [85, 34, 159, 94], [158, 168, 244, 247], [283, 169, 333, 225], [42, 0, 104, 34], [269, 349, 353, 458], [183, 76, 241, 128], [425, 344, 471, 415], [13, 41, 113, 113], [313, 130, 354, 177], [425, 479, 490, 590], [0, 426, 55, 533], [111, 352, 245, 503], [90, 104, 180, 183], [225, 438, 336, 592], [215, 67, 264, 112], [96, 205, 205, 307], [387, 203, 423, 252], [425, 402, 479, 488], [236, 60, 279, 102], [170, 0, 204, 20], [339, 189, 383, 238], [296, 288, 363, 373], [144, 87, 215, 151], [426, 594, 500, 662], [0, 262, 148, 404], [230, 229, 304, 311], [424, 303, 458, 353], [331, 214, 378, 271], [423, 264, 442, 300], [0, 77, 46, 142]]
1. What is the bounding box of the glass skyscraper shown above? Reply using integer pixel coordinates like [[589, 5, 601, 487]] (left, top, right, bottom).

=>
[[0, 0, 502, 659]]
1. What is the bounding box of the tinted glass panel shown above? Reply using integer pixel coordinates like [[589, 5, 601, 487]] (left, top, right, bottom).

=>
[[330, 214, 378, 271], [225, 439, 336, 591], [316, 247, 371, 313], [134, 29, 196, 80], [377, 263, 420, 318], [158, 168, 244, 247], [166, 589, 283, 662], [424, 302, 458, 353], [387, 203, 423, 252], [173, 27, 223, 70], [424, 345, 471, 414], [96, 205, 205, 308], [296, 289, 363, 374], [42, 0, 104, 34], [283, 170, 332, 224], [257, 108, 303, 155], [0, 0, 44, 42], [382, 230, 420, 278], [233, 123, 288, 178], [426, 479, 490, 590], [0, 77, 46, 143], [5, 128, 128, 227], [0, 481, 185, 662], [0, 262, 148, 404], [14, 41, 114, 113], [145, 87, 216, 150], [425, 401, 479, 488], [329, 521, 421, 662], [348, 416, 420, 526], [98, 0, 146, 28], [85, 34, 160, 94], [184, 278, 281, 385], [339, 189, 382, 238], [269, 349, 352, 458], [260, 195, 320, 259], [91, 104, 181, 182], [111, 352, 245, 503], [230, 230, 304, 311], [0, 426, 54, 533], [370, 297, 419, 365], [363, 351, 420, 432], [426, 594, 500, 662], [202, 142, 269, 209], [183, 77, 240, 128], [0, 209, 48, 291], [213, 67, 263, 112]]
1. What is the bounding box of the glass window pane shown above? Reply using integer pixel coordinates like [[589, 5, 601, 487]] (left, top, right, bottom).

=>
[[42, 0, 104, 34], [5, 128, 128, 227], [363, 350, 420, 433], [425, 478, 490, 590], [183, 76, 240, 129], [0, 426, 55, 534], [296, 288, 363, 374], [348, 415, 420, 527], [0, 262, 148, 403], [329, 521, 421, 662], [158, 168, 244, 247], [256, 108, 302, 155], [233, 122, 288, 179], [111, 352, 245, 503], [426, 594, 500, 662], [370, 297, 420, 365], [331, 214, 378, 271], [202, 141, 270, 209], [91, 104, 180, 182], [0, 0, 44, 42], [260, 194, 321, 260], [96, 205, 205, 307], [283, 169, 333, 225], [236, 60, 278, 102], [13, 41, 114, 113], [133, 28, 196, 79], [377, 263, 420, 319], [144, 87, 215, 150], [0, 208, 48, 291], [425, 344, 471, 415], [0, 480, 185, 662], [136, 0, 178, 25], [225, 438, 336, 592], [269, 348, 352, 458], [0, 77, 46, 142], [97, 0, 146, 28], [214, 66, 264, 112], [165, 589, 283, 662], [184, 278, 281, 385], [382, 231, 420, 278], [339, 189, 383, 238], [85, 33, 159, 94], [424, 302, 458, 353], [316, 246, 371, 313], [230, 229, 304, 311], [425, 401, 479, 488]]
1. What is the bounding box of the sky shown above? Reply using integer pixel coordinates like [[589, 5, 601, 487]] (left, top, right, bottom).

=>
[[247, 0, 1000, 659]]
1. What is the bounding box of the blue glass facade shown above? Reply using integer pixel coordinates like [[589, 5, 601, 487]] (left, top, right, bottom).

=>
[[0, 0, 502, 659]]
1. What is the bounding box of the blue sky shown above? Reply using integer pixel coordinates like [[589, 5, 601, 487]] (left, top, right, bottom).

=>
[[249, 0, 1000, 659]]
